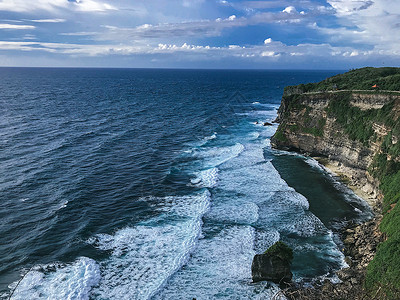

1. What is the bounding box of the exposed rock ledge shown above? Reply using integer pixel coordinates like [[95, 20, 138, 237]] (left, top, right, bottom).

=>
[[283, 216, 384, 300], [270, 91, 395, 298], [271, 91, 397, 210]]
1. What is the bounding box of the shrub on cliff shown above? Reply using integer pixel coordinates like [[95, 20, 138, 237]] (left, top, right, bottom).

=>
[[251, 241, 293, 284], [263, 241, 293, 262], [365, 236, 400, 299], [284, 67, 400, 93]]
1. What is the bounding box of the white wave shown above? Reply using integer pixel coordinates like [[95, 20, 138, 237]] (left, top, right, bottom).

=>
[[9, 257, 100, 300], [305, 157, 325, 171], [263, 138, 271, 147], [285, 190, 309, 210], [248, 131, 260, 140], [254, 230, 281, 254], [191, 132, 218, 147], [190, 168, 219, 188], [153, 225, 284, 300], [247, 110, 277, 118], [194, 143, 244, 167], [58, 200, 68, 210], [285, 213, 327, 237], [206, 201, 260, 225], [90, 219, 203, 300], [204, 132, 217, 141], [87, 191, 211, 300], [156, 190, 211, 218], [219, 160, 288, 197]]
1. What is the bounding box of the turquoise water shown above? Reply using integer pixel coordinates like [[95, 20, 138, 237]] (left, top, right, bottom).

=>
[[0, 68, 371, 299]]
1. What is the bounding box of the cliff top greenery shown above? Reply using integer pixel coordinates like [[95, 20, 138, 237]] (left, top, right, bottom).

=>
[[274, 68, 400, 297], [284, 67, 400, 94]]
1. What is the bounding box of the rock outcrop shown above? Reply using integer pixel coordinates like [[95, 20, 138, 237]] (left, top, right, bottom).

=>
[[283, 218, 384, 300], [272, 91, 400, 207], [251, 241, 293, 285], [272, 88, 400, 298]]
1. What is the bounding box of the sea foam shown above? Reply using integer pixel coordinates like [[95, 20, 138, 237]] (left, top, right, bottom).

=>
[[88, 190, 211, 300], [9, 257, 100, 300], [190, 167, 219, 188]]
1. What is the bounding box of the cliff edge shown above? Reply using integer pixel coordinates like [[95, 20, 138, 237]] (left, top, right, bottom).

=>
[[271, 67, 400, 299]]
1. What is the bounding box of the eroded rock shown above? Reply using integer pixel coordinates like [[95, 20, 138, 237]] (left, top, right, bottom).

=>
[[251, 241, 293, 284]]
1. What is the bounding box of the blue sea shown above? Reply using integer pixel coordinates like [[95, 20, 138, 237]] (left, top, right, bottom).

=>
[[0, 68, 372, 299]]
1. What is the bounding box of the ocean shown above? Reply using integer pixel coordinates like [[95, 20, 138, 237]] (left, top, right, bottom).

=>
[[0, 68, 372, 299]]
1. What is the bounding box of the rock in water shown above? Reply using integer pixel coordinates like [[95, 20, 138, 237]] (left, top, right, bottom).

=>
[[251, 241, 293, 284]]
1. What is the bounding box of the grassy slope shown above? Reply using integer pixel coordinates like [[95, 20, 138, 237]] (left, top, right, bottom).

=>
[[280, 67, 400, 299], [284, 67, 400, 94]]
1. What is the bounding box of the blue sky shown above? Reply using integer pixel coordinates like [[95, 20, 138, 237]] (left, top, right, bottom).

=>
[[0, 0, 398, 69]]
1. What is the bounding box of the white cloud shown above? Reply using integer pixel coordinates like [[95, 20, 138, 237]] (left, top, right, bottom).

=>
[[0, 0, 116, 13], [0, 0, 397, 68], [0, 23, 35, 29], [29, 19, 66, 23], [328, 0, 373, 16], [261, 51, 279, 57], [89, 9, 312, 43], [282, 6, 297, 14], [322, 0, 400, 53], [0, 37, 389, 63], [73, 0, 116, 12], [264, 38, 272, 44]]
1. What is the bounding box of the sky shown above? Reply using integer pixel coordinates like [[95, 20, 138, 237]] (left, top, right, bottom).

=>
[[0, 0, 399, 69]]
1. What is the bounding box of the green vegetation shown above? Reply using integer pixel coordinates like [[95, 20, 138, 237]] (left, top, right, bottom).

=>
[[325, 92, 377, 144], [284, 67, 400, 94], [315, 81, 400, 298], [321, 90, 400, 298], [285, 93, 307, 111], [301, 119, 325, 137], [280, 94, 326, 138], [274, 126, 288, 143], [277, 68, 400, 298], [264, 241, 293, 262]]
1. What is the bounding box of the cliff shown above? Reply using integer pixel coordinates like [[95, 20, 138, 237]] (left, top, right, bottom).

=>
[[271, 68, 400, 299]]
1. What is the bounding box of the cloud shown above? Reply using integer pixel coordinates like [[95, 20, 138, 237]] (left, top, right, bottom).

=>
[[282, 6, 297, 14], [321, 0, 400, 53], [88, 9, 311, 43], [72, 0, 116, 12], [0, 36, 395, 66], [0, 0, 116, 13], [261, 51, 280, 57], [0, 23, 35, 29], [264, 38, 272, 44], [328, 0, 374, 16], [29, 19, 66, 23], [0, 0, 397, 68], [90, 16, 249, 41]]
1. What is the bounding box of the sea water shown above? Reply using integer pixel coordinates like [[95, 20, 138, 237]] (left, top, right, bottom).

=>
[[0, 68, 372, 299]]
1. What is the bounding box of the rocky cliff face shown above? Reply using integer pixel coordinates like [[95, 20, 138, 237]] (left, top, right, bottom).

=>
[[272, 91, 400, 207], [273, 69, 400, 298]]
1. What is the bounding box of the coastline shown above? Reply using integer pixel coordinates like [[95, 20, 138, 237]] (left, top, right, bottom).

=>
[[282, 156, 384, 299], [313, 156, 381, 210], [272, 68, 400, 298]]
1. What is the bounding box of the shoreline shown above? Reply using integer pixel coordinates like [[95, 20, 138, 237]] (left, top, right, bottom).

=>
[[313, 156, 380, 210], [282, 156, 383, 299]]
